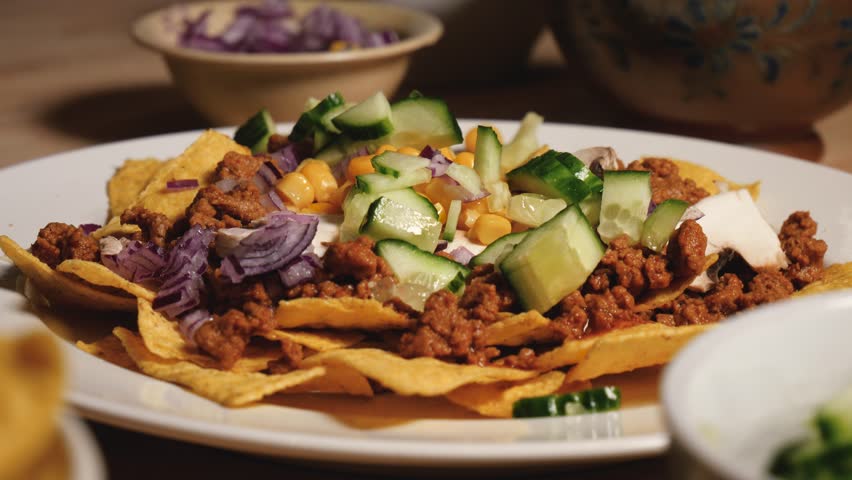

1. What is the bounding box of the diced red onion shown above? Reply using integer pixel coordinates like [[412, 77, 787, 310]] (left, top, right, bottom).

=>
[[179, 308, 213, 345], [647, 200, 657, 216], [215, 178, 239, 193], [333, 145, 370, 183], [152, 226, 216, 318], [573, 147, 621, 172], [449, 246, 474, 266], [435, 177, 490, 203], [101, 238, 166, 285], [270, 142, 309, 174], [218, 211, 318, 283], [278, 252, 321, 287], [165, 179, 199, 192], [419, 146, 451, 177], [253, 160, 284, 192], [434, 239, 448, 252], [682, 206, 704, 222], [79, 223, 101, 235]]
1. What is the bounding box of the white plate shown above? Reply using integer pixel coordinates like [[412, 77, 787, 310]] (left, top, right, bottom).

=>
[[1, 121, 850, 468]]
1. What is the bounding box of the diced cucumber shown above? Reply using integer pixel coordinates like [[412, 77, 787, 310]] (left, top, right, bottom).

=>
[[512, 386, 621, 418], [469, 231, 529, 267], [387, 96, 463, 149], [289, 92, 345, 142], [486, 181, 510, 213], [375, 239, 470, 311], [597, 170, 652, 245], [506, 150, 602, 204], [475, 126, 502, 184], [442, 199, 462, 242], [506, 193, 567, 227], [234, 109, 276, 154], [318, 102, 350, 134], [340, 187, 437, 241], [816, 385, 852, 443], [641, 199, 689, 253], [579, 192, 602, 227], [313, 127, 333, 152], [355, 168, 432, 195], [371, 151, 431, 178], [332, 91, 394, 140], [500, 111, 543, 173], [361, 197, 442, 252], [500, 205, 605, 313], [446, 163, 484, 197]]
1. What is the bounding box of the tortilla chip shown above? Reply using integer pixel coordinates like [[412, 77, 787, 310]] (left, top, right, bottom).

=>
[[57, 259, 155, 302], [562, 324, 713, 382], [671, 159, 760, 199], [0, 332, 64, 480], [284, 363, 374, 396], [635, 254, 719, 311], [263, 329, 365, 352], [482, 311, 553, 346], [76, 335, 138, 371], [276, 297, 413, 330], [92, 217, 140, 240], [446, 371, 566, 418], [794, 262, 852, 297], [113, 327, 324, 406], [301, 348, 537, 396], [0, 236, 136, 312], [108, 158, 163, 218]]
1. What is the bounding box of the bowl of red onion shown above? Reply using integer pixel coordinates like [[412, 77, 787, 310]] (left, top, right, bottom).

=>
[[132, 0, 442, 125]]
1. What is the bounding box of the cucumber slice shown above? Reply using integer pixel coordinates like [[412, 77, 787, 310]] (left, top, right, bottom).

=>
[[340, 187, 437, 241], [375, 238, 470, 305], [506, 150, 602, 204], [500, 205, 605, 313], [233, 109, 276, 154], [289, 92, 345, 142], [446, 163, 484, 197], [318, 102, 350, 134], [475, 126, 502, 184], [361, 198, 442, 252], [469, 231, 529, 267], [579, 192, 602, 227], [512, 386, 621, 418], [355, 168, 432, 195], [371, 151, 431, 178], [313, 127, 333, 152], [500, 111, 543, 173], [597, 170, 652, 245], [506, 193, 567, 227], [816, 385, 852, 443], [388, 96, 463, 149], [442, 199, 462, 241], [332, 91, 394, 140], [641, 199, 689, 252]]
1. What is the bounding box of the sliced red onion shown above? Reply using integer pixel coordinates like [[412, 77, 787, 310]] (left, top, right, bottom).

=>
[[449, 246, 474, 266], [573, 147, 622, 172], [214, 177, 239, 193], [165, 179, 200, 192], [101, 238, 166, 285], [419, 146, 451, 177], [152, 226, 216, 318], [270, 142, 309, 174], [681, 206, 705, 222], [79, 223, 101, 235], [253, 160, 284, 192], [218, 211, 318, 283], [179, 308, 213, 345], [278, 252, 321, 287], [332, 145, 370, 183]]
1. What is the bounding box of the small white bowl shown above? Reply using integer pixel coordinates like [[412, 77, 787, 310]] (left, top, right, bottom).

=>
[[662, 291, 852, 480]]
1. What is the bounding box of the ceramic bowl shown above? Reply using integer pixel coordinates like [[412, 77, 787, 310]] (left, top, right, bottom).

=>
[[132, 0, 442, 125], [662, 291, 852, 480], [553, 1, 852, 134]]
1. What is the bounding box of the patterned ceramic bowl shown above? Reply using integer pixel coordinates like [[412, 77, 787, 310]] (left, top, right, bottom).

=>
[[553, 0, 852, 134]]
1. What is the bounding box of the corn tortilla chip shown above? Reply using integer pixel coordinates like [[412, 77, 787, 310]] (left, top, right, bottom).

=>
[[76, 335, 138, 371], [670, 159, 760, 199], [563, 324, 713, 382], [276, 297, 413, 330], [108, 158, 163, 218], [114, 328, 324, 406], [793, 262, 852, 297], [284, 363, 374, 396], [482, 311, 553, 347], [57, 259, 155, 302], [301, 348, 537, 396], [263, 329, 365, 352], [92, 217, 140, 240], [446, 371, 566, 418], [534, 323, 668, 371], [0, 236, 136, 312], [635, 254, 719, 311]]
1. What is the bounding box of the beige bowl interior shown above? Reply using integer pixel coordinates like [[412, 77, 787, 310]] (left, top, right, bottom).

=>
[[132, 1, 442, 125]]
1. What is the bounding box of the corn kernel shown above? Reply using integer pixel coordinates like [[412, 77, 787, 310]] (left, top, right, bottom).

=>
[[433, 202, 447, 224], [347, 155, 375, 181], [397, 146, 420, 156], [375, 144, 397, 154], [470, 213, 512, 245], [465, 198, 490, 214], [458, 208, 481, 231], [424, 179, 452, 209], [526, 144, 550, 162], [275, 172, 315, 209], [329, 181, 354, 207], [329, 40, 349, 52], [464, 125, 504, 152], [302, 202, 340, 214], [300, 160, 338, 202], [453, 151, 475, 168], [439, 147, 456, 161]]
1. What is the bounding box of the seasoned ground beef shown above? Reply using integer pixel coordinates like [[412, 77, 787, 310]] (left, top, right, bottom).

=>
[[494, 347, 537, 369], [459, 265, 517, 324], [284, 280, 359, 299], [667, 219, 708, 278], [551, 291, 590, 340], [323, 236, 393, 283], [551, 286, 648, 339], [120, 206, 172, 247], [740, 268, 794, 308], [586, 235, 677, 298], [779, 211, 827, 288], [266, 338, 304, 374], [628, 157, 710, 205], [214, 151, 266, 181], [195, 303, 277, 368], [31, 222, 99, 268], [186, 183, 267, 230]]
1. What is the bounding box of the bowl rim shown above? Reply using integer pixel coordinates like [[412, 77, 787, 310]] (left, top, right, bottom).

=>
[[661, 291, 852, 480], [131, 0, 443, 65]]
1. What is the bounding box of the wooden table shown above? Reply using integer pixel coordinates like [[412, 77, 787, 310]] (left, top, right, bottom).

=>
[[3, 2, 851, 479]]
